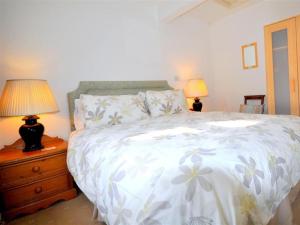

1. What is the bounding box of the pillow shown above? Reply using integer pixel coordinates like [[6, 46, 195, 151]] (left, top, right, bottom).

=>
[[74, 99, 85, 130], [80, 94, 150, 128], [145, 90, 188, 117], [239, 104, 264, 114]]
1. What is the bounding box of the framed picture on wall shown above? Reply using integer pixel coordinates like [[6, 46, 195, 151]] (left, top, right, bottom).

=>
[[242, 42, 258, 69]]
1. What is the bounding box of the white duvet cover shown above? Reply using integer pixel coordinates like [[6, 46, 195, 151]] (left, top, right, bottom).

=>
[[67, 112, 300, 225]]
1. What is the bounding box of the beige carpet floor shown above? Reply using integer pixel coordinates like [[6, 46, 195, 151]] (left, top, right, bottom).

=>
[[5, 194, 104, 225], [3, 193, 300, 225]]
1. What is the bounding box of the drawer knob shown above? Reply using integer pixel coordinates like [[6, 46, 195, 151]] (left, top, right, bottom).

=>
[[32, 166, 40, 173], [34, 186, 43, 194]]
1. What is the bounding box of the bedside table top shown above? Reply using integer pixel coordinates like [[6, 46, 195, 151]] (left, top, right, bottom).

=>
[[0, 135, 67, 167]]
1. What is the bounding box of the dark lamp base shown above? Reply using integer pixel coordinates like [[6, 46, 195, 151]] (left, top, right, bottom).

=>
[[19, 115, 44, 152], [192, 97, 203, 112]]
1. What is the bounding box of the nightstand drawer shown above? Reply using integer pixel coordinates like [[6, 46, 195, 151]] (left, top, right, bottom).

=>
[[2, 173, 70, 209], [0, 153, 67, 189]]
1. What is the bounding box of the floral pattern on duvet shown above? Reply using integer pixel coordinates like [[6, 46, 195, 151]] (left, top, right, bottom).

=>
[[67, 112, 300, 225]]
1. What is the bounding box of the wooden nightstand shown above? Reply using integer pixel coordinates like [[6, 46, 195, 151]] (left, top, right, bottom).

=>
[[0, 135, 77, 221]]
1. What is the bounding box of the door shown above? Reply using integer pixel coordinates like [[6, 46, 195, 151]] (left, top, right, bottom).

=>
[[265, 17, 299, 115], [297, 16, 300, 106]]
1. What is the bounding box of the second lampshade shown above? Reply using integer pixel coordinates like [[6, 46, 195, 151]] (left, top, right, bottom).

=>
[[185, 79, 208, 112]]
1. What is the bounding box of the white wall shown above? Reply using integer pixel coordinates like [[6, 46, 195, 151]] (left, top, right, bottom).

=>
[[209, 1, 300, 112], [0, 0, 5, 89], [160, 15, 212, 109], [0, 0, 211, 148], [4, 0, 297, 148]]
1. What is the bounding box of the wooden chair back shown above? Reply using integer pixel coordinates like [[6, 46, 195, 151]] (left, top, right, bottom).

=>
[[244, 95, 265, 105]]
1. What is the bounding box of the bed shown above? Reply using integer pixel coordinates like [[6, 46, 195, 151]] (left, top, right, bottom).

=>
[[67, 80, 300, 225]]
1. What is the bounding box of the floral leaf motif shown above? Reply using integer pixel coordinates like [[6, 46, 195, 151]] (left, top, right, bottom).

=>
[[140, 106, 148, 114], [179, 148, 216, 164], [86, 106, 105, 122], [235, 156, 264, 195], [268, 155, 286, 185], [108, 112, 123, 125], [108, 166, 126, 206], [132, 97, 143, 107], [153, 134, 176, 141], [136, 194, 171, 225], [150, 97, 161, 106], [282, 163, 294, 192], [165, 94, 175, 103], [265, 189, 279, 214], [109, 96, 119, 101], [128, 154, 156, 177], [98, 203, 109, 222], [97, 99, 110, 109], [283, 127, 300, 142], [132, 97, 148, 113], [112, 196, 132, 225], [248, 125, 271, 137], [174, 106, 182, 114], [150, 167, 164, 187], [159, 102, 173, 115], [217, 135, 248, 147], [172, 165, 213, 201], [185, 216, 214, 225], [121, 103, 133, 117], [239, 193, 257, 216], [139, 218, 161, 225]]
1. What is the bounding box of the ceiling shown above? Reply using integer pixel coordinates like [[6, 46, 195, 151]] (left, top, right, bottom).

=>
[[194, 0, 263, 23], [163, 0, 263, 24], [215, 0, 252, 7]]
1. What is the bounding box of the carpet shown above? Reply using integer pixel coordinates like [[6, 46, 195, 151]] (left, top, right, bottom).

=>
[[5, 194, 104, 225]]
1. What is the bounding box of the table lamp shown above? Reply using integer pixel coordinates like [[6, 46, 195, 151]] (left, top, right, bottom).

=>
[[0, 79, 59, 152], [185, 79, 208, 112]]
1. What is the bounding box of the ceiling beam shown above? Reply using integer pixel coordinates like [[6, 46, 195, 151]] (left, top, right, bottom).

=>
[[160, 0, 207, 23]]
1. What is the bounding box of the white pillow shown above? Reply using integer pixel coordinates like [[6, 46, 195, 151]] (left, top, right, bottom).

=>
[[74, 99, 85, 130], [80, 94, 150, 128], [145, 90, 188, 117]]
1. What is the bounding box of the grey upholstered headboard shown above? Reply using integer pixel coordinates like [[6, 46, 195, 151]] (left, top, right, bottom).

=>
[[67, 80, 173, 131]]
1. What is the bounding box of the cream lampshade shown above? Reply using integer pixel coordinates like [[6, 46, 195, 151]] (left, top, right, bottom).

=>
[[0, 79, 59, 151], [185, 79, 208, 111]]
